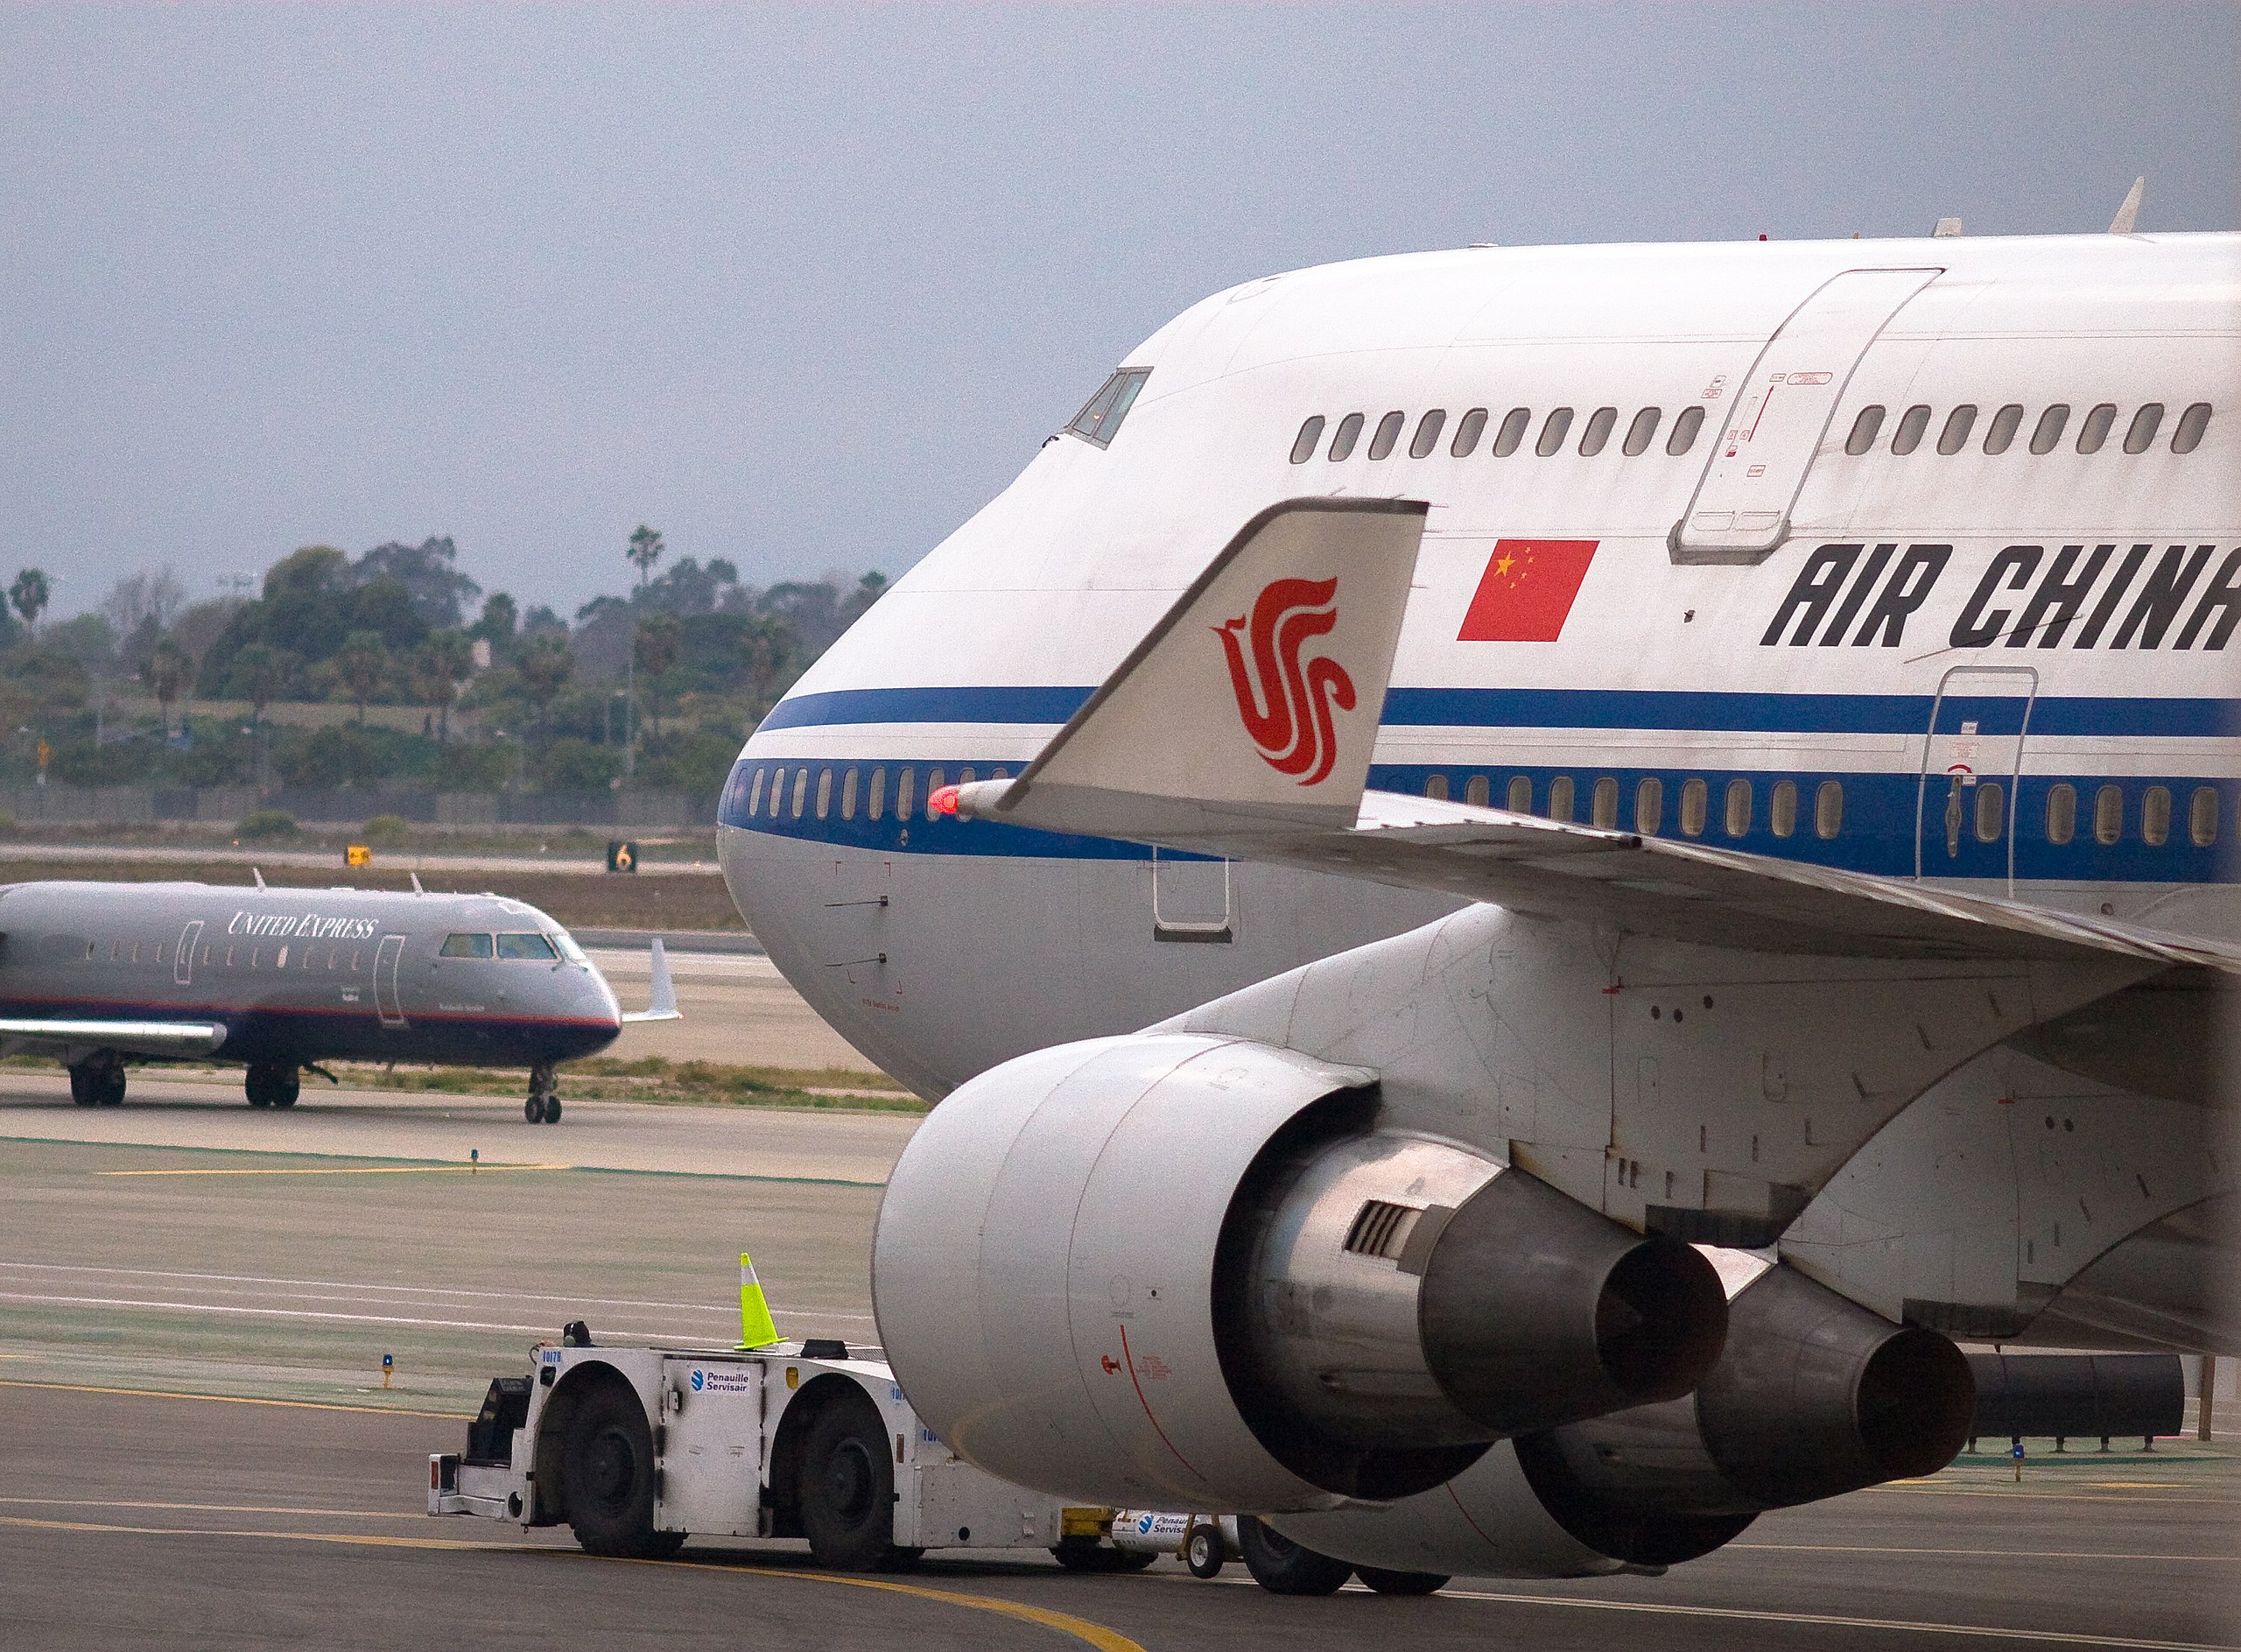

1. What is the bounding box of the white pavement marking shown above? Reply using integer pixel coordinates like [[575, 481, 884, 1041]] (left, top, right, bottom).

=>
[[0, 1078, 918, 1184]]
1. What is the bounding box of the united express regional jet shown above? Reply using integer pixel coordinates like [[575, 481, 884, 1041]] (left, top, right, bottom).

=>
[[720, 228, 2237, 1581]]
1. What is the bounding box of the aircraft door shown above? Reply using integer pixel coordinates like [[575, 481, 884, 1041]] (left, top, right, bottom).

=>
[[1914, 665, 2037, 891], [374, 933, 409, 1027], [1671, 267, 1942, 564], [1151, 847, 1233, 943], [174, 920, 202, 986]]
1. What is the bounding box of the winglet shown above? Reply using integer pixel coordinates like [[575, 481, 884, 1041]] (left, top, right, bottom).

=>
[[621, 936, 682, 1023], [954, 497, 1429, 843], [2109, 175, 2145, 235]]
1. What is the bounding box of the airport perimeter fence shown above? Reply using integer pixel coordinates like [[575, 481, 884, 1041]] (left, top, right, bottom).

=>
[[0, 784, 720, 832]]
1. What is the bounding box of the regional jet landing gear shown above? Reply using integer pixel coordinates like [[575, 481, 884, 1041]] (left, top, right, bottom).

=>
[[524, 1064, 562, 1125], [244, 1063, 300, 1109], [67, 1055, 127, 1107]]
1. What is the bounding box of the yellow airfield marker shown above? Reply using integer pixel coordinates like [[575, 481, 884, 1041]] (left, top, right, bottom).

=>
[[737, 1252, 780, 1349]]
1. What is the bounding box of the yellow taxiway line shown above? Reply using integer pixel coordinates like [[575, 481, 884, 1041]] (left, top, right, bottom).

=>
[[98, 1163, 573, 1177]]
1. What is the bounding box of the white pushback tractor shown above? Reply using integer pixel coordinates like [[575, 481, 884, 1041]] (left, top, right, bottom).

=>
[[427, 1322, 1151, 1571]]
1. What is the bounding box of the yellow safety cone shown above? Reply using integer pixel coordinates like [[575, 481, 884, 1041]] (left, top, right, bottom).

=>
[[737, 1252, 781, 1349]]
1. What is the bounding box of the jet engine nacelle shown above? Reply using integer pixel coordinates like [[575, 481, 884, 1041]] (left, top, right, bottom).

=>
[[873, 1032, 1727, 1511]]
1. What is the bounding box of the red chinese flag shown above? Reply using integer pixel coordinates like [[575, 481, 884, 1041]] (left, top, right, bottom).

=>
[[1457, 539, 1599, 643]]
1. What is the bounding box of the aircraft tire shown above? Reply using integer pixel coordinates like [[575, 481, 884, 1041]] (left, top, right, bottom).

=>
[[1356, 1565, 1451, 1596], [525, 1095, 546, 1124], [1185, 1522, 1226, 1578], [1237, 1516, 1353, 1596], [68, 1065, 96, 1106], [544, 1098, 563, 1124], [98, 1066, 127, 1107], [244, 1064, 299, 1109]]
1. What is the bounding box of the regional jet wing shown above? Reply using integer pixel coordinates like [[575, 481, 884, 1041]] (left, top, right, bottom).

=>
[[946, 496, 2237, 973], [0, 1017, 229, 1057]]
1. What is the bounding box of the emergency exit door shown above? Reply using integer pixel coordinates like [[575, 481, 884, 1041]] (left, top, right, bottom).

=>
[[1914, 665, 2037, 890], [1671, 267, 1943, 564], [374, 934, 408, 1027]]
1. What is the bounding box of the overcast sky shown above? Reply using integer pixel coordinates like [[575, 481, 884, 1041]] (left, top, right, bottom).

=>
[[3, 3, 2235, 622]]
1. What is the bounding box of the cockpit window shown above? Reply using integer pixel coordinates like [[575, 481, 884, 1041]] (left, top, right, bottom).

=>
[[550, 931, 589, 967], [440, 932, 494, 959], [1066, 368, 1152, 448], [497, 932, 558, 960]]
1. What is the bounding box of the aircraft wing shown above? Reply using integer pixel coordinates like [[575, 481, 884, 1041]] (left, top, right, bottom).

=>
[[945, 497, 2237, 974], [0, 1017, 230, 1057]]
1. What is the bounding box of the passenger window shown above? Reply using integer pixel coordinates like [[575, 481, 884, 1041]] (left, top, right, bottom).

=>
[[2029, 404, 2070, 454], [1409, 410, 1447, 459], [1065, 368, 1150, 447], [1493, 408, 1531, 457], [1621, 407, 1661, 456], [440, 933, 494, 959], [1770, 779, 1798, 838], [1536, 408, 1575, 457], [1506, 775, 1531, 812], [763, 768, 784, 816], [1891, 404, 1931, 455], [2172, 403, 2211, 454], [959, 766, 976, 787], [747, 767, 766, 814], [1451, 409, 1488, 457], [2094, 784, 2124, 845], [790, 770, 809, 818], [868, 767, 886, 822], [1844, 406, 1886, 454], [1634, 777, 1663, 834], [2141, 784, 2172, 847], [815, 768, 832, 819], [1328, 413, 1365, 460], [1578, 407, 1618, 458], [1666, 404, 1706, 455], [1367, 411, 1406, 460], [1816, 780, 1844, 840], [1984, 404, 2024, 454], [1547, 776, 1576, 822], [924, 769, 945, 819], [1679, 778, 1708, 837], [1936, 405, 1978, 455], [840, 768, 858, 820], [2189, 786, 2219, 847], [2047, 783, 2076, 845], [1423, 773, 1449, 801], [2076, 403, 2118, 454], [1591, 776, 1619, 828], [1974, 782, 2006, 843], [1465, 774, 1490, 807], [1724, 778, 1753, 838], [2124, 404, 2165, 453], [498, 933, 558, 960], [1289, 416, 1326, 465], [896, 768, 916, 819]]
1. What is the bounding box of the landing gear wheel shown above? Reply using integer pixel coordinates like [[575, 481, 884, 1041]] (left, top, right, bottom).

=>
[[800, 1391, 917, 1571], [544, 1097, 562, 1124], [67, 1065, 98, 1106], [1237, 1516, 1354, 1596], [99, 1065, 127, 1106], [72, 1059, 126, 1107], [525, 1094, 547, 1124], [1185, 1522, 1227, 1578], [244, 1065, 299, 1110], [1356, 1565, 1450, 1595], [561, 1382, 684, 1559]]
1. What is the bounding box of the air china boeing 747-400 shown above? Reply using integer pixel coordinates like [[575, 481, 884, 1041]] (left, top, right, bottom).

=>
[[719, 228, 2237, 1582]]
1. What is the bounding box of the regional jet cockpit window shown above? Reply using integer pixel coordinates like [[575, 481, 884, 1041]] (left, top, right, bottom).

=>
[[496, 933, 558, 960], [1065, 369, 1151, 448], [440, 933, 495, 959]]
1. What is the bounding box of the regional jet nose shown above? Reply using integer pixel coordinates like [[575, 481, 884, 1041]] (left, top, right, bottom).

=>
[[551, 927, 623, 1029]]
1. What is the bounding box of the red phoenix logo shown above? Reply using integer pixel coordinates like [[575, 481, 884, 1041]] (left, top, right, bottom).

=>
[[1212, 577, 1356, 786]]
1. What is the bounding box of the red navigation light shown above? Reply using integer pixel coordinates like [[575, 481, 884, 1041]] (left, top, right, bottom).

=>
[[930, 784, 961, 816]]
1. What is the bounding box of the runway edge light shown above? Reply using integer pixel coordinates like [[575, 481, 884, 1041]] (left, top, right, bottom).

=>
[[738, 1251, 780, 1350]]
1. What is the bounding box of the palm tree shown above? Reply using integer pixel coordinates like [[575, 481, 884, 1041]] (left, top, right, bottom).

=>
[[336, 629, 388, 725], [10, 568, 50, 637], [416, 629, 476, 742], [232, 643, 286, 727], [516, 633, 574, 739], [627, 525, 664, 591], [141, 637, 194, 736]]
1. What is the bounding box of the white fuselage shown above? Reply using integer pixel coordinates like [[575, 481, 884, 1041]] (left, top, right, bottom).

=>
[[720, 232, 2240, 1099]]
